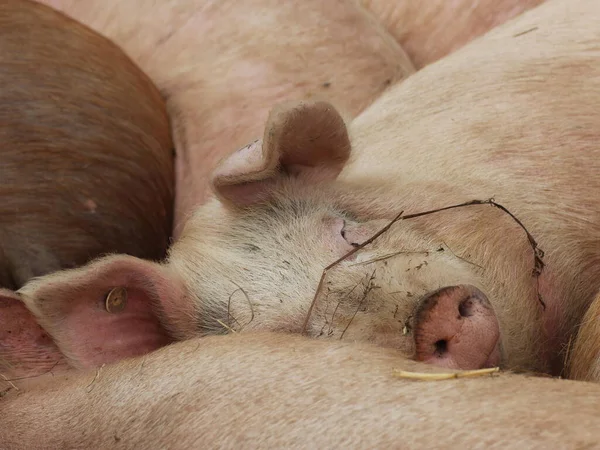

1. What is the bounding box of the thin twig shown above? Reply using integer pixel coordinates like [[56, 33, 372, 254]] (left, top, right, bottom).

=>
[[2, 360, 61, 382], [230, 282, 255, 329], [399, 198, 545, 282], [349, 250, 429, 267], [301, 210, 405, 334], [329, 280, 364, 336], [227, 288, 244, 328], [339, 270, 377, 340], [301, 198, 545, 334], [561, 333, 575, 377], [0, 373, 19, 391], [393, 367, 500, 381], [513, 26, 538, 38], [86, 364, 105, 393], [318, 290, 332, 337], [439, 242, 483, 270], [216, 319, 238, 334]]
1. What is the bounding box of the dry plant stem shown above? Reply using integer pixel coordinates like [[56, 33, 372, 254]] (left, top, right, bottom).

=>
[[440, 241, 483, 269], [301, 210, 405, 334], [349, 250, 430, 267], [327, 281, 363, 336], [86, 363, 105, 393], [231, 282, 255, 329], [339, 270, 377, 340], [393, 367, 500, 381], [0, 373, 19, 391], [301, 198, 545, 335], [1, 359, 61, 383], [216, 319, 238, 334], [400, 199, 545, 279], [561, 333, 575, 377]]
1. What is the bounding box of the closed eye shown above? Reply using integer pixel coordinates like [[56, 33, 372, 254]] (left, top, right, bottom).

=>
[[340, 220, 360, 248]]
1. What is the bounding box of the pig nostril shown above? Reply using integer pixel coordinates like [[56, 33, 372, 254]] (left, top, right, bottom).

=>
[[458, 298, 474, 318], [434, 339, 448, 356]]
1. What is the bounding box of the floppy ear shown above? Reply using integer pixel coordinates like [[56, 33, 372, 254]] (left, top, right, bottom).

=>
[[0, 288, 66, 378], [211, 100, 351, 207], [17, 254, 194, 370]]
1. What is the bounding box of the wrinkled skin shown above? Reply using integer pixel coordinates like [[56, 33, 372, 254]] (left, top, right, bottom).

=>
[[7, 0, 598, 380], [3, 333, 600, 449], [0, 0, 174, 290], [37, 0, 415, 235]]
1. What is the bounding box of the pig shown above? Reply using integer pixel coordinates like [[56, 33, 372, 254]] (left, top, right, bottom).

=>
[[567, 289, 600, 382], [36, 0, 416, 235], [359, 0, 547, 69], [8, 0, 599, 378], [0, 0, 175, 290], [3, 333, 600, 449]]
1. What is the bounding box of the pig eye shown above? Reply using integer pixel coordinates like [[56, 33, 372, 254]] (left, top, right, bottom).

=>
[[340, 220, 360, 248]]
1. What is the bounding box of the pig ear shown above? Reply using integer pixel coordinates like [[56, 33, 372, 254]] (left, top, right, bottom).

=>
[[17, 255, 191, 370], [212, 100, 351, 207], [0, 288, 66, 378]]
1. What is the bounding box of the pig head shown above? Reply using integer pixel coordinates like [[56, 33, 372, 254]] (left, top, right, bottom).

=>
[[0, 101, 498, 378]]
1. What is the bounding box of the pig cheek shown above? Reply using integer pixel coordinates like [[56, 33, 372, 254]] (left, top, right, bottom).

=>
[[322, 310, 415, 357], [362, 317, 416, 356]]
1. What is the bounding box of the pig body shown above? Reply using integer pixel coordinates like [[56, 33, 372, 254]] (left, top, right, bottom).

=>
[[38, 0, 415, 234], [0, 0, 174, 289], [3, 333, 600, 449], [8, 0, 598, 378], [360, 0, 547, 69]]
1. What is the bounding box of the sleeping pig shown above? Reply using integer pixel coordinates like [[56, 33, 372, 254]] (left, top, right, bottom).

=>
[[6, 0, 599, 378], [0, 0, 174, 290]]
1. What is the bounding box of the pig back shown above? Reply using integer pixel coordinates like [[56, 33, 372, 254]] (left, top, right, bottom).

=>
[[0, 0, 174, 289]]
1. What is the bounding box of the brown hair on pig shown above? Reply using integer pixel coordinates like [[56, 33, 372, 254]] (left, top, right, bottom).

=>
[[0, 0, 174, 289]]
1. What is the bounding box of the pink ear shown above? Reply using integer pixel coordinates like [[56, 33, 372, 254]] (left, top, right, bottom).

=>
[[18, 255, 191, 369], [0, 288, 66, 379], [211, 101, 351, 207]]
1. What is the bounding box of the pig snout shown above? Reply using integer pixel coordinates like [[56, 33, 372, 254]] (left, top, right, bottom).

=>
[[413, 285, 501, 370]]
